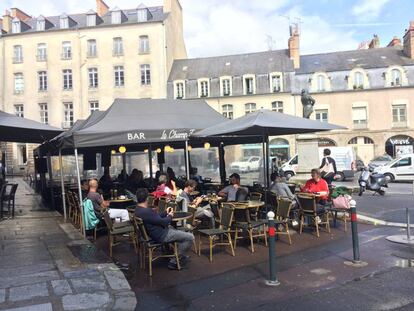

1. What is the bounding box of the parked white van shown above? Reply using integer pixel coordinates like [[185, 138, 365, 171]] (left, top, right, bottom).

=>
[[281, 147, 356, 181], [374, 153, 414, 182]]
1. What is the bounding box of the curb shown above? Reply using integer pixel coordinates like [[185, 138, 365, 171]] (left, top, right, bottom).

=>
[[358, 213, 414, 228]]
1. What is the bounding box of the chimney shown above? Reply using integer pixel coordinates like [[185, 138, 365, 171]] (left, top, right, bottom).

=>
[[2, 10, 12, 33], [96, 0, 109, 17], [10, 8, 31, 21], [288, 23, 300, 69], [403, 21, 414, 58], [387, 36, 402, 47], [368, 34, 380, 49]]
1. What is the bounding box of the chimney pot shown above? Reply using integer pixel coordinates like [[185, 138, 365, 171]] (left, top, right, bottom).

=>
[[403, 21, 414, 59], [96, 0, 109, 17]]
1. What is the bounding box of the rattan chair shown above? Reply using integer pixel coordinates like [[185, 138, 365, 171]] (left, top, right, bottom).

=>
[[134, 217, 180, 276], [197, 203, 235, 262], [1, 183, 18, 218], [275, 197, 294, 245], [297, 193, 330, 237], [103, 210, 137, 258]]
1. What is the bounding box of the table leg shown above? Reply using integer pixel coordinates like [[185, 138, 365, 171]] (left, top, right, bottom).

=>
[[334, 211, 338, 228]]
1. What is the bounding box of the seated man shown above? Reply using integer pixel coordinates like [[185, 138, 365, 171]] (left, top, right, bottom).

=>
[[176, 180, 215, 228], [301, 168, 329, 205], [135, 188, 194, 270], [218, 173, 248, 201], [269, 172, 295, 200], [87, 179, 129, 222]]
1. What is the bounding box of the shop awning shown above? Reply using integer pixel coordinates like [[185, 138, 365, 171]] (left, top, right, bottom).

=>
[[0, 110, 63, 143]]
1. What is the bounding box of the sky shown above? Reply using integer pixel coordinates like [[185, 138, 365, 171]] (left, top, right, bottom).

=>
[[2, 0, 413, 58]]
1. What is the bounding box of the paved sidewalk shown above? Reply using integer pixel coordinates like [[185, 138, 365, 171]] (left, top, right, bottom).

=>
[[0, 179, 137, 310]]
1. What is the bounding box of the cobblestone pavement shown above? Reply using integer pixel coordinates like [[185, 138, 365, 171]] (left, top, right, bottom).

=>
[[0, 179, 137, 310]]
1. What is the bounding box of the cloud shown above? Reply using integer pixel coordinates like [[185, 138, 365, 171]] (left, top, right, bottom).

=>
[[352, 0, 391, 21], [1, 0, 359, 57]]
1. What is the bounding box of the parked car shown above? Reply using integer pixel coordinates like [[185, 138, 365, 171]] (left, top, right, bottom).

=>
[[368, 155, 393, 170], [374, 153, 414, 182], [230, 156, 261, 173]]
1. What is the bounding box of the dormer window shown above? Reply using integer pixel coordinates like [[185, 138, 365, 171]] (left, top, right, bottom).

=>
[[36, 17, 45, 31], [60, 15, 69, 29], [391, 69, 401, 86], [111, 8, 122, 24], [137, 4, 151, 22], [12, 19, 21, 33], [86, 12, 97, 27], [270, 73, 283, 93], [243, 74, 256, 95]]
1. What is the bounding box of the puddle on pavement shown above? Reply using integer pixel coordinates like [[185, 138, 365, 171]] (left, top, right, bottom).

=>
[[395, 258, 414, 268], [68, 244, 111, 264]]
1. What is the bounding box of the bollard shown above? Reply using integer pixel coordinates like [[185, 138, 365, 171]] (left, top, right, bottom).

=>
[[407, 208, 411, 241], [349, 200, 361, 263], [265, 211, 280, 286]]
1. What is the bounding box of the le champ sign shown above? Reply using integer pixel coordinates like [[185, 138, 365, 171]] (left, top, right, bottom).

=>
[[126, 129, 196, 141]]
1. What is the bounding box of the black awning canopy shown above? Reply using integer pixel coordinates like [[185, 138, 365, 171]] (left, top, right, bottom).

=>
[[194, 108, 346, 138], [0, 110, 63, 144], [72, 98, 228, 148]]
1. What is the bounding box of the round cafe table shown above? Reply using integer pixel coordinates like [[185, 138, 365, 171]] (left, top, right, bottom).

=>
[[172, 211, 193, 222], [109, 198, 134, 209], [109, 198, 133, 203], [231, 200, 265, 209]]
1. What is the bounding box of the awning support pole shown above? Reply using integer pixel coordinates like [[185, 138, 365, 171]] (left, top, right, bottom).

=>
[[185, 140, 190, 180], [47, 153, 55, 210], [148, 145, 153, 182], [122, 153, 127, 180], [74, 148, 85, 237], [59, 149, 67, 221], [265, 135, 270, 189]]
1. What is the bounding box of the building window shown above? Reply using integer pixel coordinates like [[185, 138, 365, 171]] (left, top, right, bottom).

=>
[[36, 19, 45, 31], [14, 104, 24, 117], [139, 36, 150, 54], [37, 43, 47, 61], [140, 64, 151, 85], [111, 10, 121, 24], [222, 79, 231, 96], [271, 75, 282, 93], [137, 8, 149, 22], [13, 45, 23, 63], [39, 103, 48, 124], [88, 68, 99, 88], [60, 16, 69, 29], [175, 82, 184, 99], [63, 102, 74, 128], [271, 101, 283, 113], [199, 81, 209, 97], [352, 107, 367, 128], [391, 69, 402, 86], [12, 20, 21, 33], [17, 144, 27, 165], [14, 73, 24, 94], [245, 103, 256, 114], [87, 39, 97, 57], [392, 104, 407, 126], [86, 14, 96, 27], [222, 104, 233, 119], [244, 77, 254, 95], [317, 75, 326, 92], [114, 66, 125, 87], [89, 101, 99, 114], [353, 72, 364, 89], [63, 69, 73, 90], [113, 37, 123, 56], [38, 71, 48, 91], [62, 41, 72, 60], [315, 109, 328, 122]]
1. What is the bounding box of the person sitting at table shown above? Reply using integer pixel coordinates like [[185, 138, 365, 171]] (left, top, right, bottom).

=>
[[126, 169, 147, 193], [117, 169, 128, 182], [218, 173, 249, 202], [269, 172, 295, 200], [301, 168, 329, 205], [190, 167, 203, 184], [87, 179, 129, 222], [176, 180, 215, 228], [154, 173, 177, 197], [99, 167, 113, 194], [135, 188, 194, 270], [166, 167, 178, 189]]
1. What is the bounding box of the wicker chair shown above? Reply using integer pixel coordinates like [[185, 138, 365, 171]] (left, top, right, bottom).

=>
[[297, 193, 330, 238]]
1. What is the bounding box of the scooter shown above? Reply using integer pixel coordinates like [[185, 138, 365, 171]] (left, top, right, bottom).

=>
[[358, 167, 388, 196]]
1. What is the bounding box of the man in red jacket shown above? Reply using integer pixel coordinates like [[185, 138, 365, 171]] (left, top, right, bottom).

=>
[[301, 168, 329, 204]]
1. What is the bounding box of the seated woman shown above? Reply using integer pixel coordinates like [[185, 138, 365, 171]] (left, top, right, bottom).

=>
[[176, 179, 215, 228], [301, 168, 329, 205], [126, 169, 147, 193], [153, 173, 177, 198]]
